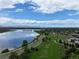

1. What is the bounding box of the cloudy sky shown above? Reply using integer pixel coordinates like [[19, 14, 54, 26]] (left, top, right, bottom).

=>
[[0, 0, 79, 27]]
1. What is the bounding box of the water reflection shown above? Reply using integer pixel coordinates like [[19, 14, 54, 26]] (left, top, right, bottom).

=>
[[0, 30, 39, 50]]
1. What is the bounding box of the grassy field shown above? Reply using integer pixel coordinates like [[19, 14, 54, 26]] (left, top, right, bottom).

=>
[[30, 33, 65, 59]]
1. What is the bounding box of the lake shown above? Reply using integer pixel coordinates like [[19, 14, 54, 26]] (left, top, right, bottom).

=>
[[0, 30, 39, 50]]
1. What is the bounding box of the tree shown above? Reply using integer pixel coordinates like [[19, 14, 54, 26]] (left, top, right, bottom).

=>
[[1, 49, 9, 53], [31, 47, 38, 51], [42, 38, 47, 42], [59, 40, 62, 43], [75, 43, 79, 48], [19, 48, 30, 59], [35, 48, 39, 51], [20, 40, 30, 59], [22, 40, 28, 47], [9, 52, 19, 59]]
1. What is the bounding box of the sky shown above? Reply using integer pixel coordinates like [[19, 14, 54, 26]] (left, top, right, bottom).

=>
[[0, 0, 79, 27]]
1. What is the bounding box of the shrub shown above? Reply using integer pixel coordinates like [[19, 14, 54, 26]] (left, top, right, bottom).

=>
[[9, 52, 19, 59], [22, 40, 28, 47], [1, 49, 9, 53]]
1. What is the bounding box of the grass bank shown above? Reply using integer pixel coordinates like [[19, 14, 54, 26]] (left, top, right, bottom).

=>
[[30, 33, 65, 59]]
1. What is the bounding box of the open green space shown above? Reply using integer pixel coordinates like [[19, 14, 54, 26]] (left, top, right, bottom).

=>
[[29, 33, 65, 59], [1, 29, 79, 59]]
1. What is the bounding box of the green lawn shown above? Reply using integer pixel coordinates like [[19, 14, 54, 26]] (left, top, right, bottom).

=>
[[30, 34, 64, 59]]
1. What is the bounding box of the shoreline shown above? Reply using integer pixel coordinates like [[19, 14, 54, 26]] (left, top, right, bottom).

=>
[[0, 34, 45, 56], [0, 30, 39, 52]]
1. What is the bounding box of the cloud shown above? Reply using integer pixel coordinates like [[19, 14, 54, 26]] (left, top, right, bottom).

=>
[[0, 17, 79, 27], [0, 0, 79, 14], [48, 19, 79, 27], [0, 0, 30, 9], [0, 0, 15, 9], [31, 0, 79, 13], [0, 17, 51, 27]]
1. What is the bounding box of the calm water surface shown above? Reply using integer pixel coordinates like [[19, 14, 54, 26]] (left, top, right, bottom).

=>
[[0, 30, 39, 50]]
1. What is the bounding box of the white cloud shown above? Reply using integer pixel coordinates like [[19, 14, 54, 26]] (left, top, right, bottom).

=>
[[48, 19, 79, 27], [0, 0, 15, 9], [0, 17, 79, 27], [0, 17, 51, 27], [31, 0, 79, 13], [0, 0, 79, 14]]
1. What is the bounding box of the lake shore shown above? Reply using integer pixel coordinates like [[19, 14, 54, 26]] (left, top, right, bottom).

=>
[[0, 32, 45, 59]]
